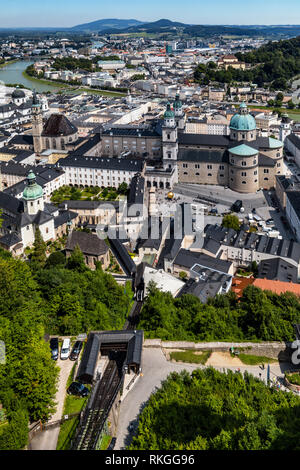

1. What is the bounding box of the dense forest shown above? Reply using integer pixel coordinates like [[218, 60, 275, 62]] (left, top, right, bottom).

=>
[[139, 282, 300, 342], [129, 368, 300, 450], [0, 234, 132, 449], [194, 36, 300, 90]]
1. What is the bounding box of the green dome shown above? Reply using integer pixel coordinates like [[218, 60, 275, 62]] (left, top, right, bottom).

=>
[[268, 137, 283, 149], [230, 144, 258, 157], [164, 103, 174, 119], [173, 94, 182, 109], [230, 103, 256, 131], [23, 171, 43, 200]]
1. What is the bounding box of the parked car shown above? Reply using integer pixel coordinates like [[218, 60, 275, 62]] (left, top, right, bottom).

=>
[[231, 200, 243, 213], [107, 437, 117, 450], [266, 219, 274, 225], [67, 381, 89, 397], [60, 338, 71, 360], [50, 337, 59, 361], [69, 341, 83, 361], [210, 208, 218, 214]]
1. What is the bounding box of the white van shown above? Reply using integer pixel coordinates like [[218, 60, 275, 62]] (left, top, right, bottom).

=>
[[60, 339, 70, 360]]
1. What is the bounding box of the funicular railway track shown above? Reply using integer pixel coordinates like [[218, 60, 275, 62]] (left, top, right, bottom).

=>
[[71, 351, 125, 450], [71, 302, 143, 450]]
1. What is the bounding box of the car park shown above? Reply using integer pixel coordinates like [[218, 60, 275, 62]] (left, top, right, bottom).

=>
[[67, 381, 89, 397], [60, 338, 71, 360], [69, 341, 83, 361], [50, 337, 59, 361]]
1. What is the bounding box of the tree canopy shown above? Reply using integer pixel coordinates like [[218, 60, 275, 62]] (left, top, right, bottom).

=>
[[194, 36, 300, 90], [129, 368, 300, 450], [139, 283, 300, 342]]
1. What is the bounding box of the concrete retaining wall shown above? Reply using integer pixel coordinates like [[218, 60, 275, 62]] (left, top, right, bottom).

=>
[[143, 339, 292, 361]]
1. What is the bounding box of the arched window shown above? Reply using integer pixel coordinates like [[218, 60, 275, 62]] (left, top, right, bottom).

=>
[[52, 138, 56, 149], [242, 181, 246, 184], [61, 138, 65, 150], [45, 138, 50, 149]]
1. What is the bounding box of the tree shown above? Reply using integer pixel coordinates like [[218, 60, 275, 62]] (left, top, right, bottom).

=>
[[65, 245, 87, 273], [118, 182, 128, 195], [45, 251, 66, 268], [222, 214, 240, 231], [30, 227, 47, 269], [287, 100, 295, 109], [179, 271, 188, 280]]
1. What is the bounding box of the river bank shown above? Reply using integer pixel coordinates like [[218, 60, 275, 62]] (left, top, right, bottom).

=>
[[22, 68, 127, 97]]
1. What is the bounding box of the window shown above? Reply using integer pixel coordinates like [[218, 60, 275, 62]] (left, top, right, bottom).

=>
[[183, 172, 188, 175], [264, 177, 269, 181], [195, 164, 200, 169], [207, 165, 212, 169], [277, 162, 281, 167], [220, 174, 224, 178], [167, 133, 170, 140], [183, 163, 188, 168], [242, 161, 246, 166], [208, 173, 212, 177], [264, 169, 269, 174], [253, 160, 256, 165], [195, 172, 200, 175], [241, 172, 246, 176], [219, 165, 224, 170], [242, 181, 246, 184], [254, 170, 257, 175]]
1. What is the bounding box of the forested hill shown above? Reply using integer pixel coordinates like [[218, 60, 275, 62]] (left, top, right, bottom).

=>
[[194, 35, 300, 90]]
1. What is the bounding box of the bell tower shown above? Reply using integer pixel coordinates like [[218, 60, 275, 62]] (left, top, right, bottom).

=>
[[31, 91, 43, 155]]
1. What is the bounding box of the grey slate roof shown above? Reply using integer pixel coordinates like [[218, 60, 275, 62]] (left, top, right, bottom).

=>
[[257, 257, 298, 283], [178, 148, 229, 163], [58, 155, 144, 172], [174, 249, 232, 274], [66, 230, 109, 256]]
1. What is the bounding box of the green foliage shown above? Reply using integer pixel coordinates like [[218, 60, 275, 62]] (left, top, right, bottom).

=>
[[129, 368, 300, 450], [195, 36, 300, 90], [45, 251, 66, 268], [170, 350, 211, 364], [130, 73, 145, 81], [222, 214, 240, 231], [30, 227, 47, 269], [285, 373, 300, 386], [0, 256, 59, 449], [65, 245, 87, 273], [238, 354, 277, 365], [139, 284, 300, 342], [53, 57, 93, 72]]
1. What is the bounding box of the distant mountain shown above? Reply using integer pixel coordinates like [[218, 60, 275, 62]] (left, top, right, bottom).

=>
[[71, 18, 145, 32], [99, 19, 300, 39], [101, 18, 187, 34]]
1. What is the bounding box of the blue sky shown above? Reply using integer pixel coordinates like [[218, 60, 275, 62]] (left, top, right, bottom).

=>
[[1, 0, 300, 28]]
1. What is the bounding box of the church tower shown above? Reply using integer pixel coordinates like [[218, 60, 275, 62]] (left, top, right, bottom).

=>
[[279, 113, 292, 143], [31, 91, 43, 155], [22, 170, 44, 215], [173, 93, 185, 131], [162, 103, 178, 168]]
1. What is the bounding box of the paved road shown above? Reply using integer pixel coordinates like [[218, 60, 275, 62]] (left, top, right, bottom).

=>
[[115, 347, 290, 450], [30, 355, 74, 450]]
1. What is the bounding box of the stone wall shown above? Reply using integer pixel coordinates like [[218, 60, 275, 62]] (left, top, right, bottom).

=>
[[144, 339, 292, 361]]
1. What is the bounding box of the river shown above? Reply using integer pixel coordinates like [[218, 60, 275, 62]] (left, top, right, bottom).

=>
[[0, 60, 61, 93]]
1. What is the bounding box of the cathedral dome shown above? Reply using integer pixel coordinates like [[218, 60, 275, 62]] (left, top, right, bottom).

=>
[[173, 94, 182, 109], [164, 103, 174, 119], [23, 171, 43, 200], [12, 88, 25, 99], [229, 102, 256, 131]]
